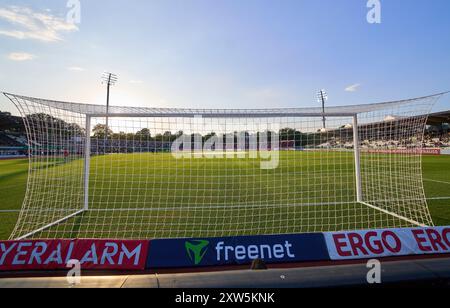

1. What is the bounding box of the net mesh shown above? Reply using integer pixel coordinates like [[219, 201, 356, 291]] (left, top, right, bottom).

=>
[[3, 92, 443, 240]]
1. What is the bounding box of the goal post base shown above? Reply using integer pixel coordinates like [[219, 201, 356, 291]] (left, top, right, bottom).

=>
[[358, 201, 428, 228], [16, 209, 87, 241]]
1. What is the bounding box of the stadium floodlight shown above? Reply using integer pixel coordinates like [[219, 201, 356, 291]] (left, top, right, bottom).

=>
[[317, 89, 328, 130], [101, 72, 118, 143], [2, 91, 447, 240]]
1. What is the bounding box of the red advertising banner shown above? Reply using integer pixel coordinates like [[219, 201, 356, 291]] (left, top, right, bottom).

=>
[[365, 148, 441, 155], [0, 239, 149, 271], [325, 227, 450, 260]]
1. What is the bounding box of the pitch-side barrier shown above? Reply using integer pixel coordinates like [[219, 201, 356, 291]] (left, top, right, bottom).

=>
[[1, 226, 450, 272]]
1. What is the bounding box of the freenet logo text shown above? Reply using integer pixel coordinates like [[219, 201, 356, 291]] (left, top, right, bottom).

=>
[[215, 241, 295, 261]]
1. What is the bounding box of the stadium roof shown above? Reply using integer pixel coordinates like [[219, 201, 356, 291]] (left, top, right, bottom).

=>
[[427, 110, 450, 125]]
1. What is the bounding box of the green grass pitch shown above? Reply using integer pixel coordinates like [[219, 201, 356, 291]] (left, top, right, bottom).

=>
[[0, 154, 449, 240]]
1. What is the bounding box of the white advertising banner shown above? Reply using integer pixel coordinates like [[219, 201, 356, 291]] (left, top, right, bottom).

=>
[[324, 227, 450, 260]]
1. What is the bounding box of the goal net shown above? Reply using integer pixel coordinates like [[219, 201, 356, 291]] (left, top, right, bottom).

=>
[[3, 92, 444, 240]]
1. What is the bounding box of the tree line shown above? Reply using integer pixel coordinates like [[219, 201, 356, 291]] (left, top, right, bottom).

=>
[[91, 124, 335, 147]]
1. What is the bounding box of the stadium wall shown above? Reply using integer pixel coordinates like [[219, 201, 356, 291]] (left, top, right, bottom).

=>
[[1, 227, 450, 272]]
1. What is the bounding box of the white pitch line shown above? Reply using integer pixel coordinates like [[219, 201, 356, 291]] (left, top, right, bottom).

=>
[[427, 196, 450, 201], [424, 178, 450, 185], [1, 197, 449, 214]]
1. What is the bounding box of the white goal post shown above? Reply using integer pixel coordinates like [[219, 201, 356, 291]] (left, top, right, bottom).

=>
[[3, 92, 446, 240]]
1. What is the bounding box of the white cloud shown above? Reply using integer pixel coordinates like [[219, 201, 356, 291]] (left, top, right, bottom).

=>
[[129, 80, 144, 84], [7, 52, 35, 61], [0, 6, 78, 42], [68, 66, 85, 72], [345, 83, 361, 92]]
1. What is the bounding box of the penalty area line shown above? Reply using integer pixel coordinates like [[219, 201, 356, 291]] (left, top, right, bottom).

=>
[[424, 178, 450, 185]]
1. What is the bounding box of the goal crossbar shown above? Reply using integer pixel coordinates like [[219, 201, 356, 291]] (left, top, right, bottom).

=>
[[86, 112, 359, 118]]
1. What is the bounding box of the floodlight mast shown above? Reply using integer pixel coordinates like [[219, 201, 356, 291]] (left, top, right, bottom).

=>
[[317, 89, 328, 129], [101, 72, 118, 145]]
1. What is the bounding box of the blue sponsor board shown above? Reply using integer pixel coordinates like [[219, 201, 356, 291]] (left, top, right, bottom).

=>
[[146, 233, 330, 268]]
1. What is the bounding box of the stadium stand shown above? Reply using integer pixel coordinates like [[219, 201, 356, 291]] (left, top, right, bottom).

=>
[[0, 112, 27, 157], [425, 110, 450, 148], [0, 110, 449, 154], [0, 133, 21, 147], [0, 112, 24, 132]]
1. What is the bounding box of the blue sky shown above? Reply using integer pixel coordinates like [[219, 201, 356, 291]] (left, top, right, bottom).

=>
[[0, 0, 449, 115]]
